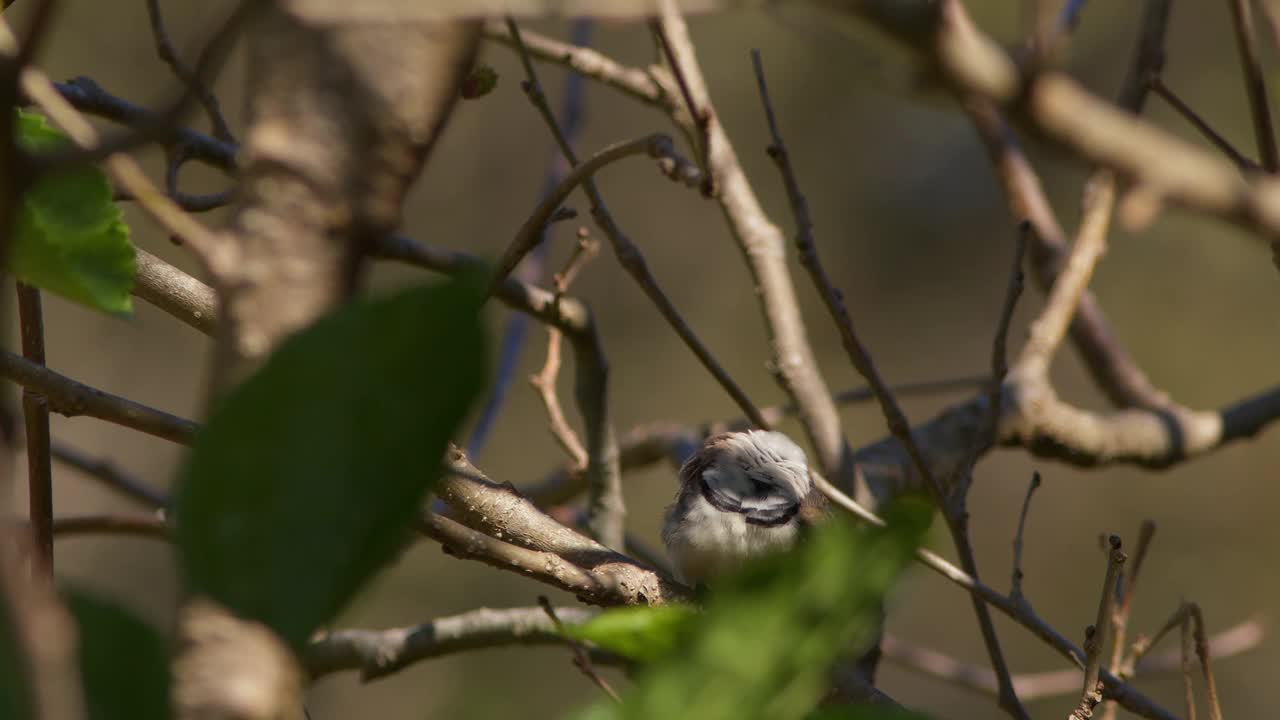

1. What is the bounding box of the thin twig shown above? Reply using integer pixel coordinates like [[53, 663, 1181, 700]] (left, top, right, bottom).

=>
[[51, 77, 236, 171], [654, 6, 852, 488], [538, 595, 622, 702], [50, 513, 170, 540], [1226, 0, 1279, 171], [16, 283, 52, 572], [467, 19, 594, 460], [650, 19, 712, 195], [0, 349, 199, 445], [530, 229, 600, 468], [304, 605, 607, 681], [1149, 75, 1260, 172], [813, 476, 1176, 720], [145, 0, 236, 142], [1188, 605, 1224, 720], [1181, 610, 1197, 720], [1015, 173, 1114, 380], [50, 442, 169, 510], [1009, 471, 1041, 604], [1101, 521, 1156, 720], [1073, 535, 1127, 719], [508, 18, 770, 547], [755, 47, 1026, 719], [881, 618, 1264, 702]]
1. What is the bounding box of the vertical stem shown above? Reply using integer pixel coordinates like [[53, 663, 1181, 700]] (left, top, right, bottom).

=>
[[1227, 0, 1280, 171], [16, 283, 52, 572]]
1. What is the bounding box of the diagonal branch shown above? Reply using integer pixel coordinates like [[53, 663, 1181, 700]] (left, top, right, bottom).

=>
[[654, 1, 854, 488], [304, 605, 605, 681], [0, 349, 198, 445]]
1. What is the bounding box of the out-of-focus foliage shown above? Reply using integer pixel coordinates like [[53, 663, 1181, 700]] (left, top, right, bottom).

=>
[[574, 504, 930, 720], [174, 278, 488, 650], [0, 589, 32, 720], [68, 589, 170, 720], [9, 110, 134, 314], [566, 603, 698, 662]]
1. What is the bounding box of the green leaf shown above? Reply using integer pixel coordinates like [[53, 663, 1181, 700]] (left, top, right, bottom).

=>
[[67, 589, 170, 720], [0, 591, 33, 720], [175, 278, 488, 649], [565, 604, 697, 662], [575, 503, 929, 720], [9, 110, 135, 314]]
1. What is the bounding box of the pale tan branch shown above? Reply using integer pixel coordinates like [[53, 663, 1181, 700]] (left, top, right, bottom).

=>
[[304, 605, 603, 681], [654, 2, 853, 488]]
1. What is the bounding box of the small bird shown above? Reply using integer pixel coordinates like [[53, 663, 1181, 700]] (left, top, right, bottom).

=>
[[662, 430, 829, 586]]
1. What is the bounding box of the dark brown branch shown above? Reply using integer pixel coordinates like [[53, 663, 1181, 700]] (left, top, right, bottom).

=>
[[50, 77, 237, 171], [0, 349, 198, 445], [654, 4, 853, 487], [50, 442, 169, 509], [538, 595, 621, 702], [755, 47, 1025, 718], [1149, 76, 1260, 172], [1009, 471, 1040, 604], [304, 605, 605, 681], [880, 617, 1264, 702], [814, 478, 1175, 720], [16, 283, 52, 572], [145, 0, 236, 142], [1226, 0, 1279, 171]]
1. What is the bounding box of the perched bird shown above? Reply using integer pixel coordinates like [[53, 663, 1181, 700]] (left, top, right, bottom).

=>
[[662, 430, 829, 586]]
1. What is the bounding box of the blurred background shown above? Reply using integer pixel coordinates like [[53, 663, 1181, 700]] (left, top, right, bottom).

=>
[[4, 1, 1278, 718]]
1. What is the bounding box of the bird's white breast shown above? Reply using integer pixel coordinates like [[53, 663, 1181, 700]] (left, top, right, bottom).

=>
[[666, 493, 800, 585]]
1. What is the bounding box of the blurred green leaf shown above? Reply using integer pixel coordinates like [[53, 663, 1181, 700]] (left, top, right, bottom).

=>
[[0, 590, 33, 720], [565, 604, 698, 662], [67, 589, 170, 720], [175, 279, 488, 649], [9, 110, 134, 314], [575, 502, 929, 720]]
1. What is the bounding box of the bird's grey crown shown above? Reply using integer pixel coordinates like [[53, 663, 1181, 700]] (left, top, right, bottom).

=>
[[698, 430, 812, 527]]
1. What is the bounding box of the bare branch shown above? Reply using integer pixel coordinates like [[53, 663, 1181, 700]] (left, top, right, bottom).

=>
[[16, 283, 52, 572], [1226, 0, 1279, 171], [1014, 173, 1113, 381], [881, 617, 1264, 702], [814, 476, 1177, 720], [51, 513, 170, 541], [304, 605, 605, 681], [51, 77, 236, 171], [1073, 535, 1127, 720], [1149, 75, 1261, 172], [145, 0, 236, 142], [134, 248, 218, 335], [480, 20, 672, 113], [539, 595, 621, 702], [50, 443, 169, 510], [0, 349, 198, 445], [654, 3, 853, 487], [1009, 472, 1041, 604]]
